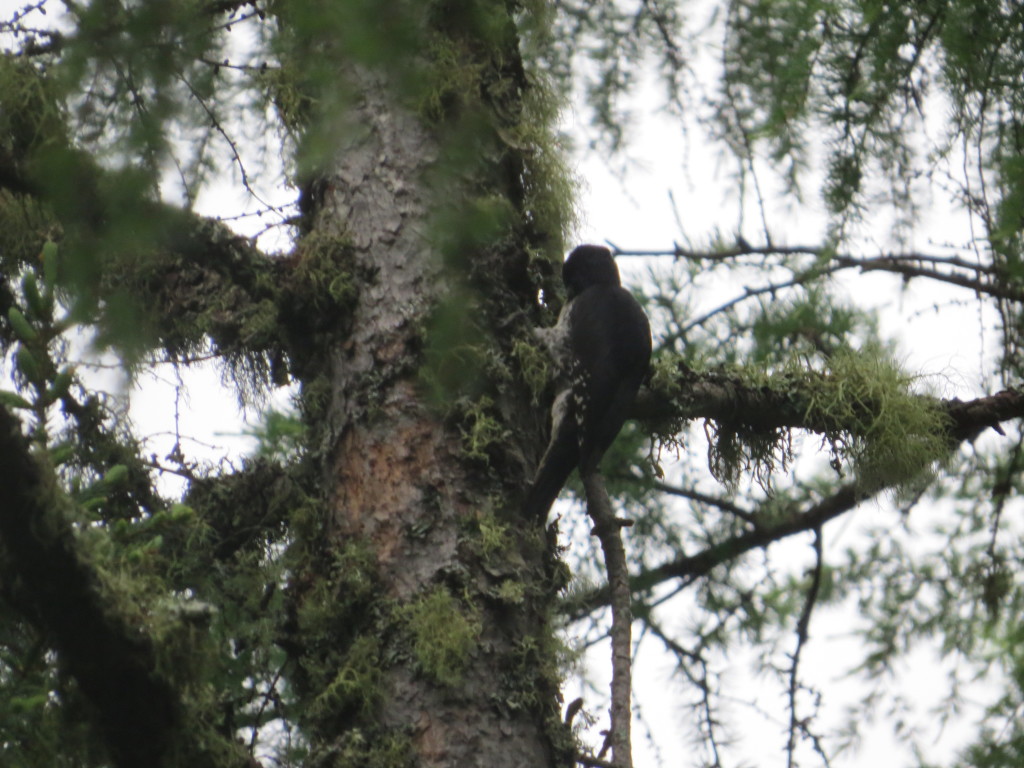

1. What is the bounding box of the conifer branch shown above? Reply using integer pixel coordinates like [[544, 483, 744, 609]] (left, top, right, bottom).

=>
[[0, 406, 180, 767], [615, 244, 1024, 305]]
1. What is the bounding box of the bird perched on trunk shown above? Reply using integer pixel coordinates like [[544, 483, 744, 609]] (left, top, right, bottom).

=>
[[524, 245, 652, 520]]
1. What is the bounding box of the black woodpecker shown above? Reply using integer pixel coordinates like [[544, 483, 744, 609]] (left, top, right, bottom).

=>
[[524, 245, 652, 520]]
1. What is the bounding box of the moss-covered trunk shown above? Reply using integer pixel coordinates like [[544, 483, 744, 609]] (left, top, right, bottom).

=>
[[282, 6, 573, 767]]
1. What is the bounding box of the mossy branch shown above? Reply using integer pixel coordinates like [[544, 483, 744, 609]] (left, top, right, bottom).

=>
[[640, 360, 1024, 440], [0, 405, 257, 768], [638, 358, 1023, 485], [0, 406, 173, 766], [0, 56, 354, 383]]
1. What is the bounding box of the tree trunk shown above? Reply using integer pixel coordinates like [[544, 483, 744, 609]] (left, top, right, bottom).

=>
[[285, 18, 571, 768]]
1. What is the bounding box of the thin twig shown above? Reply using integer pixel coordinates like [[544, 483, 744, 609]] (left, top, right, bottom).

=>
[[605, 470, 758, 524], [647, 479, 759, 524], [140, 458, 198, 480], [786, 527, 824, 768], [650, 621, 721, 762], [248, 665, 285, 753]]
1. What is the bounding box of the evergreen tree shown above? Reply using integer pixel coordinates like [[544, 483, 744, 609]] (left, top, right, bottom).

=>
[[1, 2, 1024, 767]]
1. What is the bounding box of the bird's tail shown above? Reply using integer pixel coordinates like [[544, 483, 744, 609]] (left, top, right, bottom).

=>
[[523, 418, 578, 521]]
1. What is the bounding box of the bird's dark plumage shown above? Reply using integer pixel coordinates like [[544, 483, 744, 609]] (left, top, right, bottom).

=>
[[525, 245, 652, 520]]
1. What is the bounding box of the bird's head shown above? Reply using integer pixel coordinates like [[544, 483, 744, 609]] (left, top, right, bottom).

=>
[[562, 245, 621, 299]]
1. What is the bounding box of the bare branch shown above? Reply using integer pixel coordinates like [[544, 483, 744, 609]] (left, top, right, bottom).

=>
[[566, 481, 866, 622], [786, 528, 825, 768], [583, 471, 635, 768], [613, 243, 1024, 308], [644, 477, 757, 524]]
